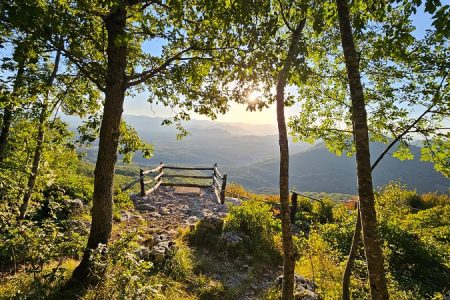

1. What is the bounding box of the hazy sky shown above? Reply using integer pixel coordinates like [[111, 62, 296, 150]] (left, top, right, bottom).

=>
[[124, 5, 439, 124]]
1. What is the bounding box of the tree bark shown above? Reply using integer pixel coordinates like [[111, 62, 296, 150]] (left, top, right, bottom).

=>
[[0, 63, 25, 163], [342, 204, 362, 300], [335, 0, 389, 299], [71, 4, 128, 284], [276, 19, 306, 300], [19, 49, 61, 219], [19, 103, 47, 218]]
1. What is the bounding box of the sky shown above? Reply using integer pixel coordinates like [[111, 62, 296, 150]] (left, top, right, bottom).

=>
[[123, 3, 441, 125]]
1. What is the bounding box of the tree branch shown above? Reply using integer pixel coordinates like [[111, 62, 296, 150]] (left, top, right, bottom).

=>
[[371, 72, 448, 171], [127, 45, 195, 87]]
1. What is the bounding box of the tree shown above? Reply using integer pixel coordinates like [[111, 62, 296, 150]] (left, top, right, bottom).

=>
[[18, 49, 61, 219], [335, 0, 388, 298], [276, 18, 306, 299], [33, 0, 243, 283]]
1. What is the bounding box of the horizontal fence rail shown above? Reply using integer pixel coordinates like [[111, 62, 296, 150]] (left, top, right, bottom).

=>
[[121, 163, 227, 204]]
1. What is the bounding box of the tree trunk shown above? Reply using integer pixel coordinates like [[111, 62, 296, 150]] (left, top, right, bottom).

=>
[[342, 205, 362, 300], [277, 19, 306, 300], [71, 4, 128, 284], [335, 0, 389, 299], [0, 64, 25, 163], [19, 49, 61, 219], [19, 104, 47, 219]]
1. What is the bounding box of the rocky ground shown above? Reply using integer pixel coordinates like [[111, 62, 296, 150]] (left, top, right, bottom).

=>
[[125, 186, 318, 299]]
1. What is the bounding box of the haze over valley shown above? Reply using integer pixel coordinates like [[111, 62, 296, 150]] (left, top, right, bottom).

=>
[[70, 114, 449, 195]]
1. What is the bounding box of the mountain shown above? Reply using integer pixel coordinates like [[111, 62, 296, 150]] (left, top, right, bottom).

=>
[[227, 142, 449, 194], [67, 114, 449, 194], [71, 114, 311, 167]]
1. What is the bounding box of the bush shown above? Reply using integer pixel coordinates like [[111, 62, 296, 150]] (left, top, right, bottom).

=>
[[224, 200, 281, 262]]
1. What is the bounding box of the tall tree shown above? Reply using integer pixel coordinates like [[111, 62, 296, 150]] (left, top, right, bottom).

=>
[[35, 0, 242, 283], [276, 18, 306, 299], [335, 0, 389, 298]]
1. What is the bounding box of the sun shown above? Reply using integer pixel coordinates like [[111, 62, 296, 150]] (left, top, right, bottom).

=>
[[247, 90, 261, 105]]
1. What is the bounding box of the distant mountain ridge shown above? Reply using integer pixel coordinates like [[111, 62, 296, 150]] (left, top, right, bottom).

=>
[[227, 142, 449, 194], [66, 114, 449, 194]]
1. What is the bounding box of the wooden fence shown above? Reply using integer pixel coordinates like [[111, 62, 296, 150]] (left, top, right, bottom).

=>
[[121, 163, 227, 204]]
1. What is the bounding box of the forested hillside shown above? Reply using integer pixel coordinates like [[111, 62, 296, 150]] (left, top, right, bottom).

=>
[[74, 115, 449, 194], [228, 141, 450, 194]]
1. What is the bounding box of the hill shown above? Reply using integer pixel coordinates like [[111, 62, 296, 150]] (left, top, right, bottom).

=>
[[68, 115, 449, 194], [72, 114, 311, 166], [227, 142, 449, 194]]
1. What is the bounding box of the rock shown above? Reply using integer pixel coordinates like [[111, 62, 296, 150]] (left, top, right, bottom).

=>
[[187, 216, 199, 224], [275, 274, 318, 300], [147, 212, 161, 219], [159, 207, 171, 215], [143, 236, 155, 248], [225, 197, 242, 206], [222, 231, 243, 246], [136, 203, 156, 211], [120, 212, 130, 222], [151, 246, 166, 262], [64, 199, 83, 211], [135, 246, 151, 260], [198, 216, 224, 233]]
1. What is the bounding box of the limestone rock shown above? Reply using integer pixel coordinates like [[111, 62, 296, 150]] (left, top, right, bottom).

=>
[[64, 199, 83, 211], [198, 215, 224, 234], [275, 274, 318, 300], [135, 246, 151, 260], [151, 246, 166, 262], [136, 203, 156, 211]]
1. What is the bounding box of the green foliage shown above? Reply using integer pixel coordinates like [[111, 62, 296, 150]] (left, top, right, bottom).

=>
[[0, 203, 86, 273], [292, 183, 450, 299], [112, 189, 134, 220], [159, 238, 195, 281], [224, 200, 282, 262], [83, 233, 155, 299]]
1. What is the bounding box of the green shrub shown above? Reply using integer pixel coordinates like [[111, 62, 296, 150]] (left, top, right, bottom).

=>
[[224, 200, 281, 262]]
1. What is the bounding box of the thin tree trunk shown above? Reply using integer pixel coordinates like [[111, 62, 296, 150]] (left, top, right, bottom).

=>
[[19, 104, 47, 219], [342, 77, 447, 294], [71, 4, 127, 284], [19, 49, 61, 219], [342, 204, 362, 300], [335, 0, 389, 299], [0, 64, 25, 163], [277, 19, 306, 300]]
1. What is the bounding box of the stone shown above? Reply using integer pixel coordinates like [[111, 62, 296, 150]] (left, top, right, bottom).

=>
[[199, 216, 224, 233], [159, 207, 171, 215], [147, 212, 161, 219], [222, 231, 243, 246], [187, 216, 198, 224], [120, 212, 130, 222], [135, 246, 151, 260], [136, 203, 156, 211], [64, 199, 83, 210], [68, 219, 89, 234], [275, 274, 319, 300], [151, 246, 166, 262], [143, 236, 155, 248], [174, 186, 200, 195]]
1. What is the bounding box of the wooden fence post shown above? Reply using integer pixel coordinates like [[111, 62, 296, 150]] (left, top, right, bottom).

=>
[[290, 192, 298, 223], [140, 169, 145, 196], [213, 163, 217, 186], [220, 174, 227, 204]]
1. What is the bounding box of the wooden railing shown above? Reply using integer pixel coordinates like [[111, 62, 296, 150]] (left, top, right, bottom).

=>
[[121, 163, 227, 204]]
